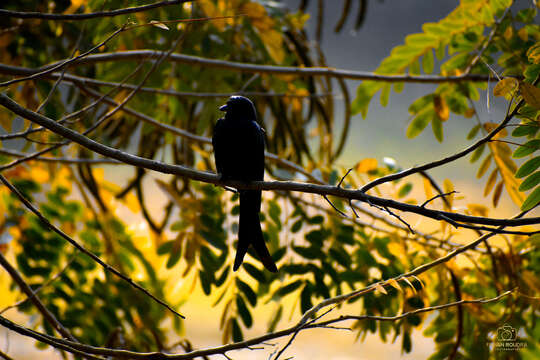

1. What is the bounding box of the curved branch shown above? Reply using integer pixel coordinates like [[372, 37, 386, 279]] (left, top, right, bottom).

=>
[[360, 99, 524, 193], [7, 50, 491, 83], [1, 93, 539, 229], [297, 209, 530, 326], [0, 0, 191, 20], [0, 64, 332, 98], [0, 290, 513, 360]]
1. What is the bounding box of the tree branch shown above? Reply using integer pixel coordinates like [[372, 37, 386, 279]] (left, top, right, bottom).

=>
[[4, 50, 492, 84], [0, 0, 191, 20], [361, 100, 525, 193], [0, 253, 77, 342], [0, 64, 332, 98], [1, 93, 539, 230], [0, 290, 513, 360], [0, 174, 184, 319]]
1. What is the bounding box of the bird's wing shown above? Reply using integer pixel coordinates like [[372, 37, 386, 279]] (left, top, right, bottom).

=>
[[212, 118, 226, 175], [252, 121, 266, 181]]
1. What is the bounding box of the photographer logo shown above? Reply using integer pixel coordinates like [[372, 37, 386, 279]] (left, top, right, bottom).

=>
[[494, 324, 527, 352]]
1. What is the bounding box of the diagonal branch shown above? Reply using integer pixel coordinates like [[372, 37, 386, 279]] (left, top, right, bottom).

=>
[[0, 253, 77, 342], [0, 174, 184, 320], [361, 75, 539, 193], [0, 25, 129, 88], [297, 209, 532, 326], [361, 100, 525, 193]]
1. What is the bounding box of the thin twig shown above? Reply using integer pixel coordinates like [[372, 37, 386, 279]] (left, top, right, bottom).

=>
[[0, 24, 129, 88], [0, 253, 78, 342], [337, 168, 353, 188], [421, 191, 457, 208], [0, 254, 77, 315], [8, 51, 493, 84], [297, 208, 533, 326], [0, 65, 333, 98], [0, 291, 513, 360], [322, 195, 348, 217], [0, 0, 191, 20]]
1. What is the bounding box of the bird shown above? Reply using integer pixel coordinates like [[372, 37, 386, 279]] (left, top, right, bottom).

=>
[[212, 96, 278, 273]]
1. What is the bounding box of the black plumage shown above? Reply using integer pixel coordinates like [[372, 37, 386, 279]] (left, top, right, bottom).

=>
[[212, 96, 278, 272]]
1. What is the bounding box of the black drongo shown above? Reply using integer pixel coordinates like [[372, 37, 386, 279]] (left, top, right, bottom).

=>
[[212, 96, 278, 272]]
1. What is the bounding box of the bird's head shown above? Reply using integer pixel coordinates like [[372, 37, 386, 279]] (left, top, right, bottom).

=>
[[219, 96, 256, 121]]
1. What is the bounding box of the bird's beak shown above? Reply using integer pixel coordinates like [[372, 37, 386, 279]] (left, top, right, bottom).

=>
[[219, 104, 228, 111]]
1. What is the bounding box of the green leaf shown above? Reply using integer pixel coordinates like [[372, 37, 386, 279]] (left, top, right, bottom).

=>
[[512, 124, 538, 137], [300, 283, 313, 313], [470, 143, 486, 163], [398, 182, 413, 198], [268, 201, 281, 229], [521, 186, 540, 211], [307, 215, 324, 224], [467, 124, 481, 140], [407, 108, 434, 138], [516, 156, 540, 178], [291, 219, 303, 233], [231, 318, 243, 342], [513, 139, 540, 158], [274, 280, 303, 298], [293, 246, 324, 260], [432, 115, 443, 142], [409, 94, 435, 114], [380, 84, 391, 107], [236, 279, 257, 306], [409, 59, 421, 75], [236, 296, 253, 327], [422, 49, 434, 74], [519, 171, 540, 191], [157, 240, 174, 255], [166, 242, 182, 269], [243, 263, 266, 282], [351, 81, 382, 118]]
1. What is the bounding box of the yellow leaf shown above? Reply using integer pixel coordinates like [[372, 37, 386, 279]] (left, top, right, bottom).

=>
[[433, 95, 449, 121], [30, 166, 49, 183], [0, 108, 12, 132], [464, 108, 476, 118], [518, 27, 528, 41], [526, 42, 540, 64], [492, 180, 503, 207], [260, 29, 285, 63], [423, 177, 433, 200], [520, 82, 540, 110], [402, 277, 417, 294], [503, 26, 513, 40], [493, 77, 518, 98], [467, 204, 489, 217], [484, 168, 499, 196], [483, 122, 507, 139], [149, 20, 169, 31], [124, 192, 140, 213], [374, 283, 387, 295], [477, 154, 492, 178], [356, 158, 378, 173], [386, 278, 403, 292], [241, 2, 267, 19]]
